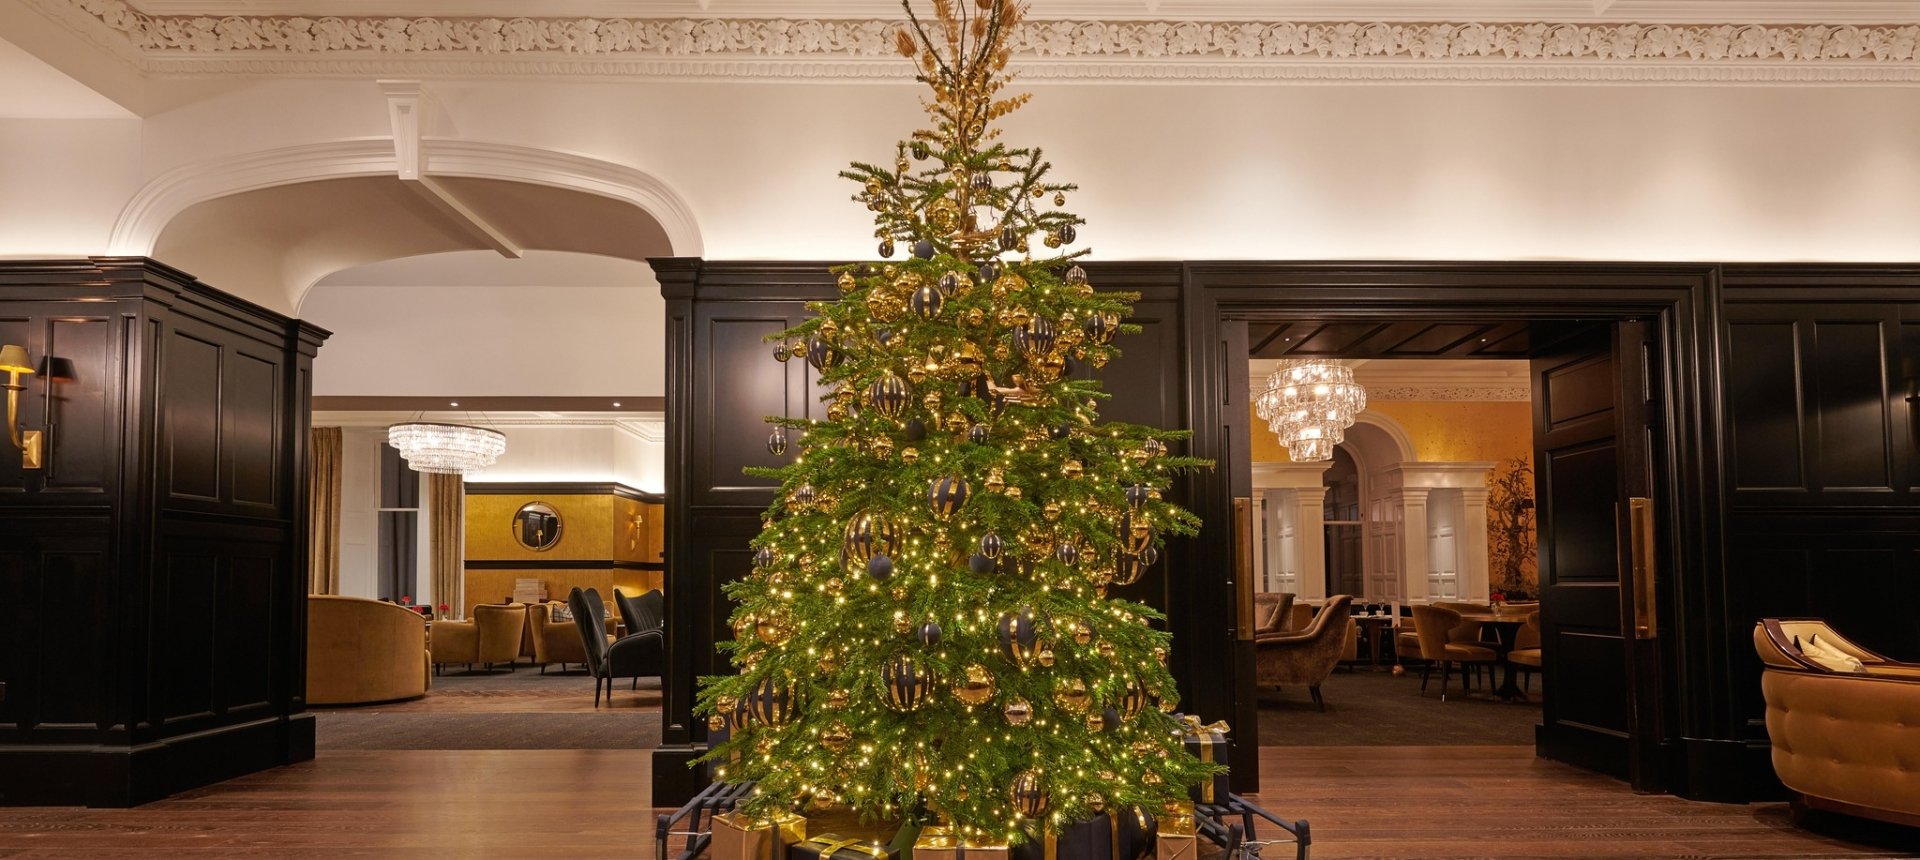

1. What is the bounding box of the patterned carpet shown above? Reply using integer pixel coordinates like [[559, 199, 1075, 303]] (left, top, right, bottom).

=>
[[1257, 665, 1542, 746], [313, 663, 664, 750]]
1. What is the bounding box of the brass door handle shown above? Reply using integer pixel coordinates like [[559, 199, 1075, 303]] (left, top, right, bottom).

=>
[[1629, 497, 1656, 640], [1234, 497, 1253, 641]]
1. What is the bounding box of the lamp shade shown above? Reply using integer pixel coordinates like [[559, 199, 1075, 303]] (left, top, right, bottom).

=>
[[0, 345, 33, 376]]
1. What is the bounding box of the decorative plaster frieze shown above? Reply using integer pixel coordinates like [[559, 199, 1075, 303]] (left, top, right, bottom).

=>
[[1368, 385, 1533, 402], [29, 0, 1920, 83]]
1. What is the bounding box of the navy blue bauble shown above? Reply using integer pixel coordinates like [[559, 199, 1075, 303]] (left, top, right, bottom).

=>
[[998, 224, 1018, 251], [1049, 423, 1072, 440], [912, 239, 936, 260], [754, 546, 774, 568], [767, 429, 788, 456], [904, 418, 927, 441], [1101, 706, 1123, 732], [867, 553, 895, 581], [1055, 542, 1080, 566], [1060, 224, 1077, 244], [879, 239, 895, 258], [970, 552, 995, 575], [910, 283, 944, 318], [967, 423, 989, 444], [977, 260, 1002, 284], [917, 621, 942, 647], [806, 334, 837, 371], [1125, 484, 1151, 511], [997, 606, 1041, 666], [938, 272, 961, 295]]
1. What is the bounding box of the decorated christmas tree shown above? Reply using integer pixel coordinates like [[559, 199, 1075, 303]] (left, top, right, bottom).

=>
[[697, 0, 1219, 846]]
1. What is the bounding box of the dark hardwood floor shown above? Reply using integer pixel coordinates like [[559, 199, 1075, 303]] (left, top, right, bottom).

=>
[[0, 746, 1910, 859]]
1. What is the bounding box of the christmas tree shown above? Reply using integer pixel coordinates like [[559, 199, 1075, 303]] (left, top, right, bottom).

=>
[[697, 0, 1218, 845]]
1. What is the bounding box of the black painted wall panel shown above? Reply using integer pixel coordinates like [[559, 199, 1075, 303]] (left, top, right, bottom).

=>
[[44, 318, 113, 493], [1811, 321, 1893, 491], [226, 352, 280, 510], [165, 333, 222, 504], [1726, 322, 1803, 491]]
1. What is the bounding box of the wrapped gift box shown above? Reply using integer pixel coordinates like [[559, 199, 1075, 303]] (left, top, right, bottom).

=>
[[1153, 804, 1195, 860], [791, 831, 910, 860], [1179, 716, 1232, 804], [1010, 808, 1155, 860], [913, 825, 1010, 860], [712, 811, 807, 860]]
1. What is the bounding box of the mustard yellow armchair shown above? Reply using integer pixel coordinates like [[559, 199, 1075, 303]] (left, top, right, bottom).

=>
[[431, 602, 527, 673], [306, 595, 429, 705]]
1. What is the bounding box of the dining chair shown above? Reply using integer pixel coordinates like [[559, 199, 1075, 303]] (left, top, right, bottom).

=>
[[1507, 609, 1543, 691], [1412, 604, 1498, 701]]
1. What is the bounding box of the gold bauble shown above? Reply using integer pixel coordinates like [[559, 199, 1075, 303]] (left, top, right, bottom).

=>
[[1054, 192, 1067, 206], [1154, 646, 1168, 666], [1004, 699, 1033, 726], [1044, 232, 1062, 249], [966, 308, 985, 327], [1097, 640, 1116, 659], [953, 664, 995, 706], [708, 714, 726, 732], [812, 790, 838, 811], [1130, 740, 1155, 758], [1036, 647, 1055, 668], [1072, 619, 1094, 645], [1158, 698, 1178, 713], [757, 618, 789, 646], [1044, 502, 1062, 522], [985, 469, 1006, 492], [901, 447, 920, 464], [894, 613, 913, 634], [871, 436, 895, 458], [818, 652, 841, 673], [757, 735, 777, 754], [741, 650, 762, 667], [1063, 460, 1083, 479], [791, 340, 809, 359], [821, 721, 853, 753], [827, 689, 850, 710], [896, 156, 911, 173], [867, 289, 905, 323], [826, 577, 844, 595], [1090, 352, 1109, 368], [993, 272, 1028, 296], [827, 403, 847, 421], [1016, 238, 1029, 254], [992, 343, 1012, 361], [837, 272, 858, 293], [1084, 712, 1106, 731], [1055, 678, 1091, 713], [1005, 486, 1022, 500], [907, 366, 927, 384], [1085, 792, 1106, 813], [1142, 772, 1162, 786], [928, 197, 961, 232], [891, 586, 908, 601]]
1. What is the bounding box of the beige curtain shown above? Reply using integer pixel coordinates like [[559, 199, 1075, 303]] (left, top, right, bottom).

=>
[[307, 426, 343, 595], [429, 472, 466, 619]]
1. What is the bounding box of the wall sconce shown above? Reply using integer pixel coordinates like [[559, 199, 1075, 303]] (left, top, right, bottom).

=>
[[0, 345, 41, 469]]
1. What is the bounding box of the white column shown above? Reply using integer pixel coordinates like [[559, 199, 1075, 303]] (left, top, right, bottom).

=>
[[1393, 487, 1432, 603], [1457, 486, 1492, 601], [1295, 485, 1328, 601]]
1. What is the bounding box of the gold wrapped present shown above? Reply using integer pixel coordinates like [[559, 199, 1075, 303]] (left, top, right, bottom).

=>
[[1153, 804, 1196, 860], [711, 811, 807, 860], [915, 825, 1010, 860]]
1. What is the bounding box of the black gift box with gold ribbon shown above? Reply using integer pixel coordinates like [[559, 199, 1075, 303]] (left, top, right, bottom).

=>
[[790, 829, 912, 860], [1178, 716, 1232, 805], [1009, 809, 1155, 860]]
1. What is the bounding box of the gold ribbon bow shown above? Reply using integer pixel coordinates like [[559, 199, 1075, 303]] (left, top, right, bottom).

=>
[[805, 835, 887, 860]]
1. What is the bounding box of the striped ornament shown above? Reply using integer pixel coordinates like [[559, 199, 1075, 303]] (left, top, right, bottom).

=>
[[866, 371, 911, 418], [843, 510, 901, 565], [927, 474, 969, 519], [882, 654, 937, 712]]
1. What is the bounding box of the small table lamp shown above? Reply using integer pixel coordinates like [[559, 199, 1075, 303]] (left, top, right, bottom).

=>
[[0, 345, 41, 468]]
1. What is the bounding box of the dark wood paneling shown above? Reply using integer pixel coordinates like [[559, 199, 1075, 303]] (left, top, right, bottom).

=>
[[44, 317, 113, 493], [0, 258, 326, 807], [165, 332, 222, 504], [1811, 321, 1893, 491], [1726, 321, 1803, 491]]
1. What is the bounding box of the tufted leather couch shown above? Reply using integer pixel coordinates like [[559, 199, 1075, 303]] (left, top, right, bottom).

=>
[[1753, 618, 1920, 827]]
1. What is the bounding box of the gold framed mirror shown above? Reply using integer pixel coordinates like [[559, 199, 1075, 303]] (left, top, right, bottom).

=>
[[511, 501, 563, 551]]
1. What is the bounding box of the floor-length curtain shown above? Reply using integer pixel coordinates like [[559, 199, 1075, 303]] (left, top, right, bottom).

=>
[[429, 473, 466, 619], [308, 426, 343, 595]]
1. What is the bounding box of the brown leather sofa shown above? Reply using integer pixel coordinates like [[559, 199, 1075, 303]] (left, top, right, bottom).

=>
[[1254, 595, 1354, 711], [1754, 618, 1920, 827], [306, 595, 430, 705], [432, 602, 528, 672]]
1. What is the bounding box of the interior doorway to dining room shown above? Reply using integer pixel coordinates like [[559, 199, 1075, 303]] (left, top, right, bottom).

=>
[[1230, 311, 1668, 791]]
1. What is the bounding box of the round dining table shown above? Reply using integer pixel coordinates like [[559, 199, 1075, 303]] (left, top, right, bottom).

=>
[[1456, 610, 1532, 701]]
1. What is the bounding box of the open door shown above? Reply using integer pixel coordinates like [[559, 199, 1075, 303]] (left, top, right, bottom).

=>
[[1221, 319, 1261, 790], [1530, 320, 1666, 791]]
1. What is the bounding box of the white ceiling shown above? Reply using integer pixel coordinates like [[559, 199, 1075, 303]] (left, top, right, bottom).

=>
[[0, 35, 132, 119], [116, 1, 1920, 23], [316, 249, 659, 289], [1250, 358, 1532, 399]]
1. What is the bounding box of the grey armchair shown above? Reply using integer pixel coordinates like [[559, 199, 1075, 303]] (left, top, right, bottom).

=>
[[570, 587, 664, 707]]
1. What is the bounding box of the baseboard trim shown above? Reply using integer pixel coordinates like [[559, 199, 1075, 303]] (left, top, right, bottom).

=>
[[0, 713, 314, 807], [652, 743, 711, 808], [1674, 736, 1784, 803]]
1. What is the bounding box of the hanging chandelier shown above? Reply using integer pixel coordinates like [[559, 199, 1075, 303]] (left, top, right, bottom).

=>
[[386, 422, 506, 475], [1253, 359, 1367, 463]]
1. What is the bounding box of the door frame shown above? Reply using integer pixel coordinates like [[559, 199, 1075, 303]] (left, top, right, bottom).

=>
[[1175, 263, 1721, 795]]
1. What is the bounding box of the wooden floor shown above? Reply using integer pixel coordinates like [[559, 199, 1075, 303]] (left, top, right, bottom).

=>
[[0, 746, 1911, 859]]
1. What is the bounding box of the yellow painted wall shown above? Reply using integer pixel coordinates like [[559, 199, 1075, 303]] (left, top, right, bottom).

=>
[[464, 491, 664, 612], [1249, 401, 1532, 466]]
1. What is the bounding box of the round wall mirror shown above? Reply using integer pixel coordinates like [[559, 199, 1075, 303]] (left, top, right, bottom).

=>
[[512, 502, 563, 551]]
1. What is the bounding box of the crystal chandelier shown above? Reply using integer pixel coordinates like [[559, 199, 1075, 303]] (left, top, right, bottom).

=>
[[386, 422, 506, 475], [1253, 360, 1367, 463]]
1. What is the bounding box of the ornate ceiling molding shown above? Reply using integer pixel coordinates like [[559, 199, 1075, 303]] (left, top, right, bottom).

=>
[[30, 0, 1920, 83]]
